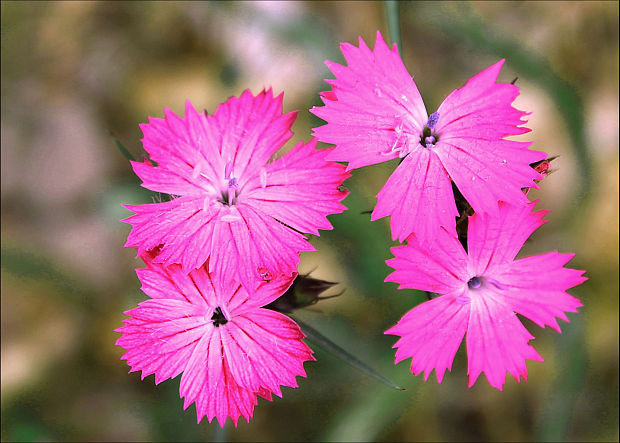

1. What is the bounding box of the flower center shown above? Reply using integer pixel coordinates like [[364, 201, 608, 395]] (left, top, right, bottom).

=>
[[420, 112, 440, 148], [218, 181, 238, 206], [467, 276, 482, 290], [211, 306, 228, 327], [466, 276, 507, 291], [218, 162, 239, 206]]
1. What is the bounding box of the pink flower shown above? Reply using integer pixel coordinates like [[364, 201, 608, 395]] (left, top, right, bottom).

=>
[[311, 31, 546, 243], [384, 201, 586, 390], [115, 252, 314, 426], [123, 90, 349, 287]]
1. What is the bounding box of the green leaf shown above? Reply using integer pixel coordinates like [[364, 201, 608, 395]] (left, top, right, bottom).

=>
[[293, 317, 405, 391]]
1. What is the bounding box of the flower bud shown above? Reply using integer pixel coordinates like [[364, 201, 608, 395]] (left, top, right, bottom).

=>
[[266, 274, 341, 313]]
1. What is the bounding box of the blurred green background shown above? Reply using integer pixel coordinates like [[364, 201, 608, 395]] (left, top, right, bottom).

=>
[[1, 1, 618, 441]]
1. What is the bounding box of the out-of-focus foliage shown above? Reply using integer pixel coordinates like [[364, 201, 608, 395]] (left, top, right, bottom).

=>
[[1, 1, 617, 441]]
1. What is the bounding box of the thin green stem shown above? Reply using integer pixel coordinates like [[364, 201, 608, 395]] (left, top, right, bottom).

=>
[[112, 137, 136, 162], [294, 316, 405, 391], [212, 423, 228, 442], [385, 1, 402, 54]]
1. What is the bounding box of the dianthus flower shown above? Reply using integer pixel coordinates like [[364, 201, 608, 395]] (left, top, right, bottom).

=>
[[311, 31, 546, 243], [123, 90, 349, 287], [115, 252, 314, 426], [384, 201, 586, 390]]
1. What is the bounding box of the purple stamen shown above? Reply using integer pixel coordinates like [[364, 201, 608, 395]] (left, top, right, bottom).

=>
[[487, 278, 507, 290], [427, 112, 440, 129], [467, 276, 482, 289], [224, 161, 233, 179], [425, 136, 436, 146], [228, 177, 238, 188]]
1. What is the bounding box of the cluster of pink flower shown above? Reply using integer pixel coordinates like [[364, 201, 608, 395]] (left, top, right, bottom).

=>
[[116, 30, 586, 426], [311, 31, 586, 390], [115, 92, 350, 426]]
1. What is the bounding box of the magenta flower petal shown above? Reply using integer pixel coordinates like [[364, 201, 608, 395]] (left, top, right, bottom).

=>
[[385, 201, 586, 390], [435, 138, 543, 216], [179, 331, 259, 426], [124, 90, 349, 285], [467, 200, 549, 274], [208, 204, 314, 291], [311, 31, 427, 171], [492, 252, 585, 332], [131, 159, 206, 196], [372, 148, 459, 242], [466, 288, 543, 390], [223, 310, 314, 395], [244, 139, 349, 235], [115, 255, 314, 426], [385, 294, 469, 383], [211, 90, 298, 180], [123, 196, 223, 273], [385, 224, 469, 294], [435, 60, 529, 140], [311, 31, 546, 242], [116, 301, 208, 383]]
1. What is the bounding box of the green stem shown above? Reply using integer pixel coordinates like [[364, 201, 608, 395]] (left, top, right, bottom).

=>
[[294, 316, 405, 391], [212, 423, 228, 442], [112, 137, 136, 162], [385, 1, 402, 54]]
